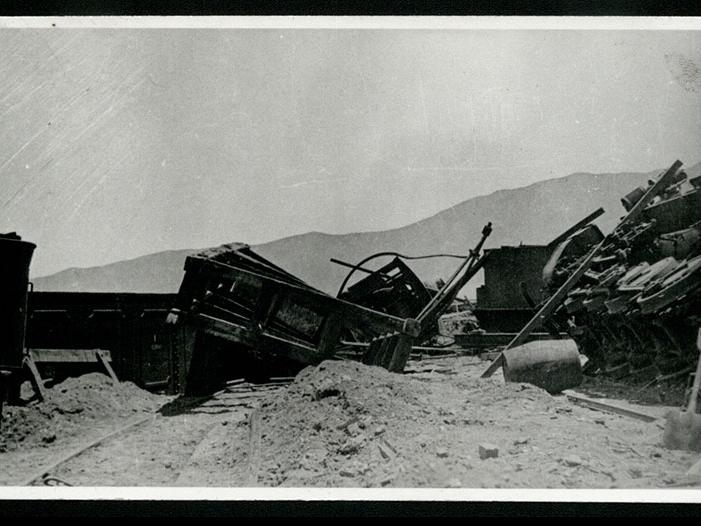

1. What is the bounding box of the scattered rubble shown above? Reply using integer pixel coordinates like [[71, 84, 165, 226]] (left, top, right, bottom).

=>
[[167, 356, 694, 488], [0, 373, 166, 453]]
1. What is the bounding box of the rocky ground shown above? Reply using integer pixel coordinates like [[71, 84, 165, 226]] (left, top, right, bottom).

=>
[[1, 355, 698, 488], [0, 373, 168, 485]]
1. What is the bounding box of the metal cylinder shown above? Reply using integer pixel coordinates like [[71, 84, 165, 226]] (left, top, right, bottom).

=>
[[0, 235, 35, 370], [621, 186, 646, 212], [502, 339, 583, 394]]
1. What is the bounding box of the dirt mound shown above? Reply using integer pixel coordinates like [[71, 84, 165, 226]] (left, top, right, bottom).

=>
[[181, 356, 689, 489], [214, 359, 567, 487], [0, 373, 165, 452]]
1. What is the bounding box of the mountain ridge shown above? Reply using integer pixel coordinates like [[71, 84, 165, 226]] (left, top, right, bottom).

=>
[[32, 162, 701, 297]]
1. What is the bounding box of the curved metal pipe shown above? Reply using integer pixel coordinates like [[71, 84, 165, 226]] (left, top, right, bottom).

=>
[[335, 251, 467, 298]]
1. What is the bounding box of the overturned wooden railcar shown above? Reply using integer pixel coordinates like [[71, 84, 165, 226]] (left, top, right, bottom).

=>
[[168, 243, 423, 394]]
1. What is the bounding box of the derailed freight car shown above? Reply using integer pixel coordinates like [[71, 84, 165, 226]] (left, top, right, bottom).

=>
[[544, 160, 701, 375]]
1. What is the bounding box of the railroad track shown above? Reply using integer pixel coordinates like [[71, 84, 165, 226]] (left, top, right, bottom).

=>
[[22, 379, 293, 486]]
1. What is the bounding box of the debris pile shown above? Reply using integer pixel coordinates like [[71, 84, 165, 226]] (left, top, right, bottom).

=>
[[544, 160, 701, 376], [173, 358, 689, 488], [0, 373, 164, 452]]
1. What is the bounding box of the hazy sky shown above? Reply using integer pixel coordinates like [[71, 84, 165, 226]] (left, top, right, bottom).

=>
[[1, 26, 700, 276]]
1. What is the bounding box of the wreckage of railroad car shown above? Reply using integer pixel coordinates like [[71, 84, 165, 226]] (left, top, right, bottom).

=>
[[168, 224, 493, 394]]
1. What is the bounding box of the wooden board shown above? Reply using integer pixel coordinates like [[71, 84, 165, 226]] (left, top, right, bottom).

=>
[[28, 348, 112, 363], [563, 391, 658, 422], [96, 351, 119, 383]]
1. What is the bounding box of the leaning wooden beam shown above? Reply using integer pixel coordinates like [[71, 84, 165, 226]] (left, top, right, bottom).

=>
[[339, 341, 468, 353], [417, 254, 488, 334], [416, 222, 492, 324], [563, 391, 657, 422], [22, 356, 47, 402], [96, 350, 119, 383], [481, 159, 684, 378]]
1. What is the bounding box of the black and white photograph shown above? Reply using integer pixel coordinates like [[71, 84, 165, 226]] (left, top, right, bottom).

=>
[[0, 16, 701, 505]]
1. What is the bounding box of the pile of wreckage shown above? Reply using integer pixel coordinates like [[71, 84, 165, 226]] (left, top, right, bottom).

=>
[[540, 160, 701, 376], [165, 223, 493, 393], [2, 159, 700, 410], [166, 159, 701, 396], [479, 160, 701, 386]]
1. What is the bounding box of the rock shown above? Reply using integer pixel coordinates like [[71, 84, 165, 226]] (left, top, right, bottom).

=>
[[562, 454, 583, 467], [514, 437, 529, 445], [355, 462, 370, 475], [446, 477, 462, 488], [594, 418, 606, 425], [379, 475, 394, 486], [41, 433, 56, 444], [377, 442, 395, 460], [302, 447, 328, 468], [628, 467, 643, 479], [359, 416, 372, 429], [436, 447, 449, 458], [337, 416, 359, 431], [340, 468, 355, 478], [544, 462, 559, 473], [478, 443, 499, 460], [347, 423, 361, 436], [601, 470, 616, 481], [338, 434, 366, 455], [373, 425, 386, 436], [285, 468, 318, 480]]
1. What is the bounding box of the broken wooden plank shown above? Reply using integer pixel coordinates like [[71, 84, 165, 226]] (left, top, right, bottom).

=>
[[563, 391, 658, 422], [96, 350, 119, 383], [22, 356, 47, 402], [388, 334, 413, 373], [28, 348, 112, 363], [316, 312, 345, 358]]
